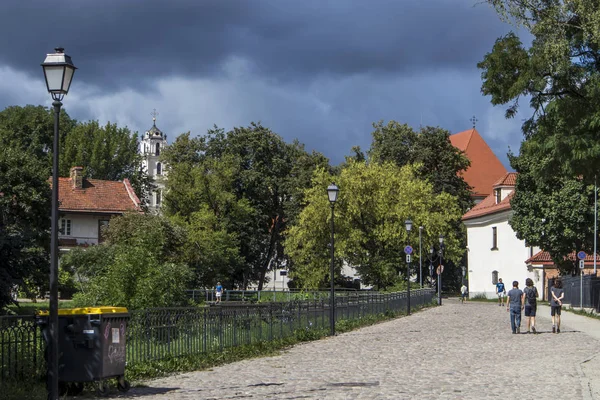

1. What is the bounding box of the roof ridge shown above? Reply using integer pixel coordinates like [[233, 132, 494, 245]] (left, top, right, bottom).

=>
[[123, 178, 142, 211]]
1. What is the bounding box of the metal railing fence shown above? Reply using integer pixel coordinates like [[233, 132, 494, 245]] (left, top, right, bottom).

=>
[[0, 289, 434, 383]]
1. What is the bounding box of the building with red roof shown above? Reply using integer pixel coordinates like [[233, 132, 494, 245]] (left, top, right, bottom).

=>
[[55, 167, 141, 251], [450, 128, 508, 203]]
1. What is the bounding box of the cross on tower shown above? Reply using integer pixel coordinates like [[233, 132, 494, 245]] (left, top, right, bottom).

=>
[[470, 115, 478, 128], [151, 109, 159, 124]]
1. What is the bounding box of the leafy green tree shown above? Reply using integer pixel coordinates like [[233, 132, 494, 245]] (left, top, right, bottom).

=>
[[480, 0, 600, 271], [368, 121, 473, 213], [0, 147, 51, 311], [65, 213, 193, 308], [285, 161, 463, 290], [162, 124, 329, 289]]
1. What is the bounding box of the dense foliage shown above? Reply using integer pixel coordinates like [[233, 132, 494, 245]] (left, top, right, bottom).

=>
[[285, 161, 463, 290], [480, 0, 600, 273]]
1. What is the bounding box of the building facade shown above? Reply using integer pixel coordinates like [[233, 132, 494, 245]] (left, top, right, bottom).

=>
[[57, 166, 142, 252]]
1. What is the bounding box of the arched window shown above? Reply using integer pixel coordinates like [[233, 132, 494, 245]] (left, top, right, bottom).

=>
[[155, 191, 161, 205], [155, 143, 160, 156], [492, 270, 498, 285], [156, 162, 162, 175]]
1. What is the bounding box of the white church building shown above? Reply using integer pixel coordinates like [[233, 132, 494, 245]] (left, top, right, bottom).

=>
[[139, 112, 168, 214]]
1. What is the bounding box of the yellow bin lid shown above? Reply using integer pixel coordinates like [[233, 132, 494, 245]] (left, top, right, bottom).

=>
[[38, 306, 128, 316]]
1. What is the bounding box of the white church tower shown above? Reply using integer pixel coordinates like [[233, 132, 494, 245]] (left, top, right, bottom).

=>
[[139, 110, 168, 214]]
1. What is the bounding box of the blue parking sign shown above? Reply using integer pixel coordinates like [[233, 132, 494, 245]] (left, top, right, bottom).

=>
[[578, 251, 586, 260], [404, 245, 413, 255]]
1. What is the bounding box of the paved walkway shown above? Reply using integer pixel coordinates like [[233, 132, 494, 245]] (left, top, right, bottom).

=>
[[120, 300, 600, 399]]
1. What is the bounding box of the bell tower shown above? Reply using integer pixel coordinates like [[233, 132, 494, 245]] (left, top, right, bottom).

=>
[[140, 109, 168, 213]]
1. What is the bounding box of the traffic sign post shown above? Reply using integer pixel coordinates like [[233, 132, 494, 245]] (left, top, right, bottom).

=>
[[578, 251, 586, 309], [404, 245, 413, 255], [406, 254, 411, 263]]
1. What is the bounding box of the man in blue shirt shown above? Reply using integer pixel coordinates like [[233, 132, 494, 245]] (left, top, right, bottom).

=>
[[496, 278, 506, 307]]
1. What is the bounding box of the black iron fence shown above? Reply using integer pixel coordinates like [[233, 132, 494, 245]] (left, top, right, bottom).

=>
[[1, 289, 434, 383], [549, 275, 600, 312]]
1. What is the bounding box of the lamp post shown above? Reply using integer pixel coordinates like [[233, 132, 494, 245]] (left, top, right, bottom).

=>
[[438, 234, 444, 306], [327, 183, 339, 336], [429, 246, 435, 285], [461, 265, 466, 284], [419, 226, 423, 288], [42, 47, 76, 400], [405, 219, 413, 315]]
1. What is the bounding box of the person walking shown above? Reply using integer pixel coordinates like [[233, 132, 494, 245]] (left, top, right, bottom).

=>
[[215, 281, 223, 304], [496, 278, 506, 307], [551, 279, 564, 333], [460, 283, 468, 303], [523, 278, 539, 333], [506, 280, 524, 334]]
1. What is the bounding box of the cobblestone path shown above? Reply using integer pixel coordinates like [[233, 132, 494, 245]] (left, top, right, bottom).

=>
[[120, 299, 600, 399]]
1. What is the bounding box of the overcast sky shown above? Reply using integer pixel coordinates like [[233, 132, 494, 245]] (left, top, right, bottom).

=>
[[0, 0, 530, 168]]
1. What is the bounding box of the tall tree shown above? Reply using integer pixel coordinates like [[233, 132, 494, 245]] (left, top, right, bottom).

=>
[[0, 147, 51, 311], [162, 124, 329, 289], [368, 121, 473, 213], [479, 0, 600, 271], [285, 161, 463, 290]]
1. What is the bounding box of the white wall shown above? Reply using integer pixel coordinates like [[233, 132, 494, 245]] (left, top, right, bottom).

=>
[[465, 210, 540, 298], [59, 213, 113, 246]]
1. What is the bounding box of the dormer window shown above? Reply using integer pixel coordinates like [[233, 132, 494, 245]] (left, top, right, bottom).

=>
[[495, 188, 501, 204]]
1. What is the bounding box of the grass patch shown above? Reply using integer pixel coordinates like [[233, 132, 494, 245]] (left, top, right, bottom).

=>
[[2, 380, 47, 400], [565, 307, 600, 320]]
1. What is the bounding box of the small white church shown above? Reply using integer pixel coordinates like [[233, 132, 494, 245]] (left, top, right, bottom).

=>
[[139, 111, 168, 214]]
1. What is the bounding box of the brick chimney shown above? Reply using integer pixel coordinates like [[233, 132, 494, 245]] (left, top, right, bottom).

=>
[[70, 166, 83, 189]]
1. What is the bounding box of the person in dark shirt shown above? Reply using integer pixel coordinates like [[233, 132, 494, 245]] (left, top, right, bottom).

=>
[[523, 278, 539, 334], [550, 279, 564, 333], [506, 280, 524, 334]]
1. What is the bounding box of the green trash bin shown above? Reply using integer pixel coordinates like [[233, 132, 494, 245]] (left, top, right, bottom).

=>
[[37, 306, 131, 396]]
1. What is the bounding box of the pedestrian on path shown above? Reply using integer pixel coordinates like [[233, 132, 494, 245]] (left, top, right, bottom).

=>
[[507, 280, 524, 334], [496, 278, 506, 307], [551, 279, 564, 333], [215, 282, 223, 304], [523, 278, 538, 333], [460, 283, 468, 303]]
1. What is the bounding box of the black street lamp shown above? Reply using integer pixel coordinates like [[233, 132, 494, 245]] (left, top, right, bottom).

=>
[[327, 182, 339, 336], [41, 47, 76, 400], [405, 219, 412, 315], [438, 234, 445, 306]]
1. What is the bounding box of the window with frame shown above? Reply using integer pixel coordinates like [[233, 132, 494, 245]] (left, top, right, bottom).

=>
[[492, 270, 498, 285], [491, 226, 498, 250], [495, 188, 502, 204], [155, 190, 161, 205], [60, 219, 71, 236], [156, 162, 162, 175], [155, 143, 160, 156]]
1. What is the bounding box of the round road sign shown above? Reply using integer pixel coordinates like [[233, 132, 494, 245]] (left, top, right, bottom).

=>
[[578, 251, 587, 260], [436, 265, 444, 275], [404, 245, 413, 255]]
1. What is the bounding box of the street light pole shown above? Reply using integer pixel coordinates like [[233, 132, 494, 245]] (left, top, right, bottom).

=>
[[438, 235, 444, 306], [327, 183, 339, 336], [419, 226, 423, 288], [41, 48, 76, 400], [405, 219, 413, 315]]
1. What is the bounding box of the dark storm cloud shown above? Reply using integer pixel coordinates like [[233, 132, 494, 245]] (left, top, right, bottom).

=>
[[1, 0, 508, 89]]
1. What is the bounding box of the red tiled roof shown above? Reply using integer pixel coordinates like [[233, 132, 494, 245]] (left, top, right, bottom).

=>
[[450, 128, 508, 198], [525, 250, 600, 265], [462, 191, 513, 220], [54, 177, 141, 213], [493, 172, 517, 187]]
